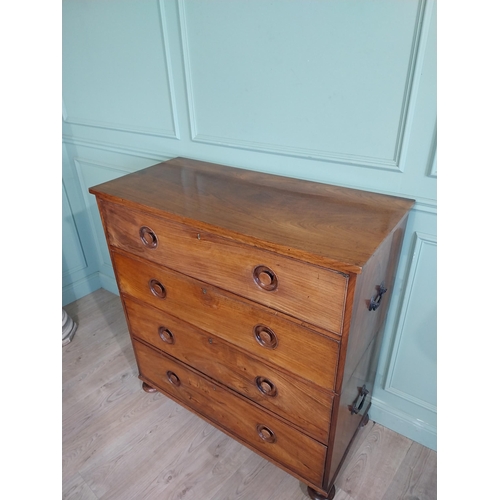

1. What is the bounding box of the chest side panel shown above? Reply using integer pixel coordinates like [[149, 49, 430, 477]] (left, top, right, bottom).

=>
[[323, 215, 409, 490]]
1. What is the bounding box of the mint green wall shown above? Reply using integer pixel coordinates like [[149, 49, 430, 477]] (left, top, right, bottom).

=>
[[62, 0, 436, 450]]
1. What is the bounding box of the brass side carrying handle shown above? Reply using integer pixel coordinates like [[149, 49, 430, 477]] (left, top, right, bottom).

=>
[[369, 283, 387, 311], [350, 385, 369, 415]]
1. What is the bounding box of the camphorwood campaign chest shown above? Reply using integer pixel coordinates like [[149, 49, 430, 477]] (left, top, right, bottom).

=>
[[89, 157, 414, 499]]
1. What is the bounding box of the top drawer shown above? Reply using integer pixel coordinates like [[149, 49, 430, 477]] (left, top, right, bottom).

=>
[[100, 201, 348, 334]]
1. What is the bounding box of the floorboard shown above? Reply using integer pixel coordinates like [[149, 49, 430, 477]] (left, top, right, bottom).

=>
[[62, 289, 437, 500]]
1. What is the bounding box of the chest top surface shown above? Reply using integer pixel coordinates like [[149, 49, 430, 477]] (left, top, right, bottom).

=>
[[89, 157, 414, 273]]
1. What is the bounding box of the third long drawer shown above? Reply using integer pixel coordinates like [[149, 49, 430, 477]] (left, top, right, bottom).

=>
[[124, 295, 333, 443]]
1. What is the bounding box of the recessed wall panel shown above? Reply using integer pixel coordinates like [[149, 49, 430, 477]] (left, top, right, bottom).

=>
[[181, 0, 423, 168], [386, 233, 437, 411], [63, 0, 178, 138]]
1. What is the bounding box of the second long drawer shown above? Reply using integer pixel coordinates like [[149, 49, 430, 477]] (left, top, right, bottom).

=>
[[124, 296, 333, 443], [112, 249, 340, 391]]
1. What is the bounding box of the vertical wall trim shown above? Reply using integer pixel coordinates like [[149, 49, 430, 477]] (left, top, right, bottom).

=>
[[62, 179, 88, 277], [176, 0, 198, 142], [393, 0, 433, 172], [427, 121, 437, 177], [62, 98, 68, 122], [158, 0, 181, 140]]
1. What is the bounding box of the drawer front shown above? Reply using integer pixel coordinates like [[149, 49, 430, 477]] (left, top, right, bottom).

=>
[[124, 296, 333, 444], [133, 339, 327, 485], [113, 250, 339, 391], [102, 201, 347, 333]]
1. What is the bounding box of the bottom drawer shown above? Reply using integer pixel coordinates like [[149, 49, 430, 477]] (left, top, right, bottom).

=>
[[133, 339, 327, 486]]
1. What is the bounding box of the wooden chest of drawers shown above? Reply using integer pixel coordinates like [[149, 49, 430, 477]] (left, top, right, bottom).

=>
[[90, 157, 414, 499]]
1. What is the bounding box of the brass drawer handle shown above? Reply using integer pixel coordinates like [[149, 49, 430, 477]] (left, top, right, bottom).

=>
[[139, 226, 158, 249], [350, 385, 369, 415], [253, 265, 278, 291], [256, 424, 276, 444], [149, 279, 167, 299], [158, 326, 174, 344], [253, 325, 278, 349], [255, 376, 277, 397], [166, 370, 181, 387], [369, 282, 387, 311]]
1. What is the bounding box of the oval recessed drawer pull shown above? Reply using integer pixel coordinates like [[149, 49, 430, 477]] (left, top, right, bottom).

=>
[[253, 265, 278, 291], [166, 370, 181, 387], [139, 226, 158, 249], [158, 326, 174, 344], [253, 324, 278, 349], [256, 424, 276, 444], [255, 376, 278, 397], [149, 279, 167, 299]]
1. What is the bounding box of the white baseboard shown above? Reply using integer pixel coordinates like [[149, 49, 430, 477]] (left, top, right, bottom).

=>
[[99, 271, 119, 296], [63, 270, 118, 307], [369, 397, 437, 451], [62, 273, 102, 306]]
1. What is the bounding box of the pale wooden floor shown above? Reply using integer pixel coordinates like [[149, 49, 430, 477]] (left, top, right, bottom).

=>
[[62, 289, 437, 500]]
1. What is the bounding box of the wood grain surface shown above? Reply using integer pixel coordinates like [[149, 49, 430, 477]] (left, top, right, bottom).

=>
[[112, 249, 340, 390], [63, 290, 436, 500], [124, 296, 333, 443], [90, 157, 415, 273], [101, 200, 348, 333], [133, 339, 327, 485]]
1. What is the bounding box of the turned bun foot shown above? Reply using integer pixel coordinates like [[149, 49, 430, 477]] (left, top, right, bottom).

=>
[[142, 382, 157, 393], [307, 485, 335, 499]]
